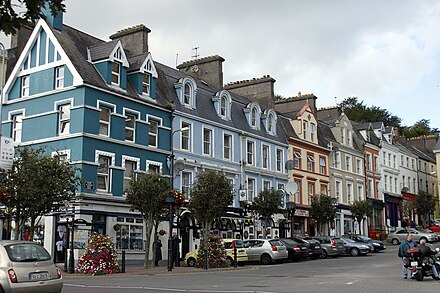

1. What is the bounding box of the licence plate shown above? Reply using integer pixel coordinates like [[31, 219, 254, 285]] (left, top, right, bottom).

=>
[[29, 272, 49, 280], [411, 262, 418, 266]]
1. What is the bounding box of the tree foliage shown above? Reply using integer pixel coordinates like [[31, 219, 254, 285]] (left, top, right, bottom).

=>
[[351, 200, 372, 234], [0, 147, 80, 240], [338, 97, 402, 128], [310, 194, 336, 235], [415, 190, 436, 223], [126, 172, 169, 268], [0, 0, 65, 35], [252, 189, 282, 238], [403, 119, 439, 139], [189, 170, 233, 269]]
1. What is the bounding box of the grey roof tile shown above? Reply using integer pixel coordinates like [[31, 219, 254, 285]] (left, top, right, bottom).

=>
[[89, 40, 119, 62]]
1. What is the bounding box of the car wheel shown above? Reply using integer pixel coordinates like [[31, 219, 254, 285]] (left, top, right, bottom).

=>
[[187, 257, 196, 267], [321, 250, 328, 259], [226, 257, 234, 267], [350, 248, 360, 257], [391, 238, 400, 245], [415, 271, 424, 281], [420, 237, 428, 243], [261, 254, 272, 265]]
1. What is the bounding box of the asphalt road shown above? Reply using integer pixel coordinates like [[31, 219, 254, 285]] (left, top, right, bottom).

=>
[[62, 243, 440, 293]]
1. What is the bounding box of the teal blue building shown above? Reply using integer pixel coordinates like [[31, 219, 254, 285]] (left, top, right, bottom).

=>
[[2, 14, 171, 261]]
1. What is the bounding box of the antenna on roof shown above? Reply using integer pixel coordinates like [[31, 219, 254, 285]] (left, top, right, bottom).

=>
[[191, 47, 200, 73], [334, 96, 338, 106], [192, 46, 199, 60], [175, 53, 179, 68]]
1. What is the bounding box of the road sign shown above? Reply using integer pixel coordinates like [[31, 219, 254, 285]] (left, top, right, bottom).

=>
[[0, 136, 14, 170]]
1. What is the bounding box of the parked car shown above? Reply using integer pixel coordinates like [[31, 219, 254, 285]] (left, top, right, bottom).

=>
[[291, 237, 322, 260], [386, 228, 438, 245], [279, 238, 308, 261], [423, 225, 440, 233], [243, 239, 288, 265], [344, 235, 386, 252], [304, 236, 344, 258], [334, 237, 371, 256], [184, 239, 248, 267], [0, 241, 63, 293]]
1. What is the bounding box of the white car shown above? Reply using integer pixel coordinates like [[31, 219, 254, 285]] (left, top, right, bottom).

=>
[[243, 239, 288, 265]]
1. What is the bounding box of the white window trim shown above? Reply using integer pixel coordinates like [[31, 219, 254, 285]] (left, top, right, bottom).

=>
[[261, 144, 270, 169], [202, 126, 214, 157], [180, 120, 193, 152], [148, 119, 159, 148], [180, 170, 193, 197], [11, 112, 24, 143], [122, 156, 140, 194], [97, 101, 116, 137], [111, 61, 121, 86], [122, 108, 140, 143], [222, 131, 234, 161], [57, 103, 71, 136], [95, 150, 115, 193], [276, 147, 284, 172], [262, 180, 272, 191], [146, 160, 163, 174], [55, 66, 64, 89], [51, 149, 71, 161], [21, 75, 30, 97], [246, 176, 257, 202], [246, 138, 256, 166], [345, 155, 352, 172], [142, 73, 151, 97]]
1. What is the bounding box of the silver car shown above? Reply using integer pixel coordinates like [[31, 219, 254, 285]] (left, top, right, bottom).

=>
[[386, 228, 438, 245], [243, 239, 288, 265], [0, 241, 63, 293]]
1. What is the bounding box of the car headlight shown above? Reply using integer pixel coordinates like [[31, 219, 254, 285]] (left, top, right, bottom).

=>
[[361, 245, 369, 249], [372, 243, 380, 246]]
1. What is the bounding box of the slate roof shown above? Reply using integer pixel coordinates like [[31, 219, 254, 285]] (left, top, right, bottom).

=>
[[278, 115, 298, 140], [435, 138, 440, 152], [88, 40, 119, 62], [154, 62, 288, 145], [407, 145, 436, 163], [353, 122, 371, 131], [49, 24, 169, 106], [317, 121, 336, 148], [128, 53, 148, 72]]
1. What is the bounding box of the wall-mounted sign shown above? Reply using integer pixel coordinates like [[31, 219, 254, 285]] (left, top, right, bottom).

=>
[[85, 182, 94, 190], [0, 136, 14, 170], [294, 209, 309, 217]]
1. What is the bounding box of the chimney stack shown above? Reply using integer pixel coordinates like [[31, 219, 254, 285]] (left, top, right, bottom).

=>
[[274, 93, 318, 116], [224, 75, 276, 109], [177, 55, 224, 89], [110, 24, 151, 56]]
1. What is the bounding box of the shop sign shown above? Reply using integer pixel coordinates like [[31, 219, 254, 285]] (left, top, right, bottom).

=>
[[294, 209, 309, 217]]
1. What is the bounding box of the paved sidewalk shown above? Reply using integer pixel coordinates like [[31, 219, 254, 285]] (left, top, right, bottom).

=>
[[59, 261, 255, 278]]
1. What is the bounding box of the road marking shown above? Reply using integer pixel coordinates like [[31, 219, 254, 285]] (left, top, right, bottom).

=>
[[64, 283, 275, 293], [346, 280, 359, 285]]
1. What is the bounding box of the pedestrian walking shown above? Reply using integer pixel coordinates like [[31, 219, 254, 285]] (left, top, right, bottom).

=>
[[154, 235, 162, 267], [171, 232, 181, 267], [398, 233, 417, 279]]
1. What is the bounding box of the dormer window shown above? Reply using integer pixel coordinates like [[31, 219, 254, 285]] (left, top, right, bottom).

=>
[[220, 96, 227, 117], [310, 123, 315, 141], [175, 77, 197, 109], [184, 83, 192, 105], [21, 75, 30, 97], [142, 74, 150, 96], [268, 115, 273, 132], [213, 90, 232, 120], [262, 109, 277, 135], [111, 62, 121, 86], [251, 108, 257, 127]]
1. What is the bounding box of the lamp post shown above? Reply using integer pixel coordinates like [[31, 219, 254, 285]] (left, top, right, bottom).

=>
[[167, 126, 189, 272]]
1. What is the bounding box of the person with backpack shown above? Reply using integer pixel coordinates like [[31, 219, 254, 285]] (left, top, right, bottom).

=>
[[398, 233, 417, 279]]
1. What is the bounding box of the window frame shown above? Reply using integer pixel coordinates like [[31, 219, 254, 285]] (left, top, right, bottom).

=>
[[124, 113, 137, 142], [223, 133, 232, 160], [97, 154, 113, 192], [319, 156, 326, 175], [98, 104, 113, 137], [181, 171, 192, 198], [12, 113, 23, 143], [276, 148, 283, 172], [180, 121, 192, 151], [58, 103, 70, 135], [262, 144, 270, 169], [246, 139, 255, 165], [307, 153, 315, 172], [148, 119, 159, 148], [142, 73, 151, 96], [293, 149, 302, 169], [21, 75, 30, 97], [111, 62, 121, 86], [247, 177, 256, 201], [202, 127, 213, 156], [55, 66, 65, 89], [123, 157, 140, 194]]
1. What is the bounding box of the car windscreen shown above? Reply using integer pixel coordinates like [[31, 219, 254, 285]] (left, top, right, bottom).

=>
[[5, 243, 52, 262], [269, 240, 284, 246], [233, 240, 245, 248]]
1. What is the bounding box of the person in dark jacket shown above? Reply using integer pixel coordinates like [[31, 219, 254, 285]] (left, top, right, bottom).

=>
[[398, 233, 417, 279], [171, 232, 181, 267], [418, 239, 439, 279], [154, 235, 162, 266]]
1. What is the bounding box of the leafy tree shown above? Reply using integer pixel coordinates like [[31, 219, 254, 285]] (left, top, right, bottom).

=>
[[415, 190, 436, 225], [310, 194, 336, 235], [338, 97, 402, 128], [252, 189, 282, 238], [403, 119, 439, 139], [0, 147, 80, 240], [189, 170, 233, 270], [126, 172, 169, 268], [350, 200, 372, 235], [0, 0, 65, 35]]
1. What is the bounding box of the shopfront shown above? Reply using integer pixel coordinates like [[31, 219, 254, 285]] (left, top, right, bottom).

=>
[[385, 193, 403, 232], [293, 208, 309, 237]]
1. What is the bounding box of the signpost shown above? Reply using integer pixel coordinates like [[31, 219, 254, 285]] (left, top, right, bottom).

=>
[[0, 136, 14, 170]]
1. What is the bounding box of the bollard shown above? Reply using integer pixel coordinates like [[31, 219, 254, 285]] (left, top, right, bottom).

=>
[[233, 246, 237, 268], [122, 250, 126, 273]]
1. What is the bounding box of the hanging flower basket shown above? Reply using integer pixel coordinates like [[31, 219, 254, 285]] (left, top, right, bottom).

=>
[[160, 189, 185, 207]]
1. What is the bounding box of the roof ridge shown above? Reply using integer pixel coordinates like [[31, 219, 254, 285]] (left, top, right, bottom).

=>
[[224, 75, 274, 87]]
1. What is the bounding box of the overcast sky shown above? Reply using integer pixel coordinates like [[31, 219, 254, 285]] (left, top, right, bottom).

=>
[[1, 0, 439, 128]]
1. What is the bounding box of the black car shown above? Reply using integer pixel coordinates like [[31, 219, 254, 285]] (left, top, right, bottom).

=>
[[345, 234, 386, 252], [292, 236, 322, 260], [279, 238, 309, 261]]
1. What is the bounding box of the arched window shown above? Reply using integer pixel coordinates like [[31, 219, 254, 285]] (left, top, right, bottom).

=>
[[220, 96, 227, 117], [184, 83, 192, 105], [251, 108, 257, 127], [268, 114, 273, 133]]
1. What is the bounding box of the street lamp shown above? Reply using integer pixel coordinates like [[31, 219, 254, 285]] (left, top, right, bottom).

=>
[[167, 126, 189, 272]]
